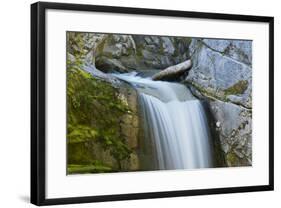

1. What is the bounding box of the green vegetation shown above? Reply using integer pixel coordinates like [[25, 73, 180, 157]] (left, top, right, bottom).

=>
[[184, 80, 217, 101], [67, 66, 132, 172], [185, 79, 249, 105], [68, 163, 112, 174], [226, 152, 239, 166], [224, 80, 248, 96], [66, 33, 133, 173], [67, 67, 131, 170]]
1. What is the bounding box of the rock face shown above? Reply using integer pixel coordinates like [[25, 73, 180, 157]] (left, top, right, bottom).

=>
[[185, 38, 252, 166], [67, 70, 141, 172], [67, 35, 141, 173], [67, 32, 191, 72], [67, 32, 253, 169], [117, 80, 140, 170], [202, 39, 252, 66]]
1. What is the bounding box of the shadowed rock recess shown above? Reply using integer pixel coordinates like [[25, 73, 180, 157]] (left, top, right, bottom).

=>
[[67, 32, 252, 174]]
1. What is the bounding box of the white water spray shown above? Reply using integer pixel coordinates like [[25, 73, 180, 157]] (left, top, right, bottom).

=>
[[114, 72, 212, 170]]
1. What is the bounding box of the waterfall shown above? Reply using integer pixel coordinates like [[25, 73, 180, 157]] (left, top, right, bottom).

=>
[[114, 72, 213, 170]]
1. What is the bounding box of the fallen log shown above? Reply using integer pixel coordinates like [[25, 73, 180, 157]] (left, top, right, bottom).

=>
[[152, 59, 192, 81]]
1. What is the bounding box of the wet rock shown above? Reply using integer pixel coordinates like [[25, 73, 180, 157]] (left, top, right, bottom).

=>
[[67, 63, 141, 172], [117, 80, 140, 169], [76, 33, 191, 72], [186, 38, 252, 166], [186, 39, 252, 109], [205, 95, 252, 166], [202, 39, 252, 65]]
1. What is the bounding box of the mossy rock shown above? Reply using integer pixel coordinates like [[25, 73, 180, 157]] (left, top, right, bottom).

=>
[[226, 152, 240, 166], [224, 80, 248, 96], [68, 164, 113, 174], [67, 67, 133, 173]]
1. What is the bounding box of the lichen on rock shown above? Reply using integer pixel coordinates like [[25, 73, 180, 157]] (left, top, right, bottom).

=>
[[185, 38, 252, 166], [66, 56, 140, 174]]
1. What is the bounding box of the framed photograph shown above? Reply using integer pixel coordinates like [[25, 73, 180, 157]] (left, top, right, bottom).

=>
[[31, 1, 274, 205]]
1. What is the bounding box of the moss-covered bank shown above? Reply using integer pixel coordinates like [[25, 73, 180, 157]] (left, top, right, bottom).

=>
[[67, 66, 137, 174]]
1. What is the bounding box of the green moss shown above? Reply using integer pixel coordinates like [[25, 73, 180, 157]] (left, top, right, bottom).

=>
[[135, 46, 144, 59], [126, 46, 135, 56], [224, 80, 248, 96], [158, 44, 165, 55], [68, 163, 112, 174], [184, 79, 249, 103], [66, 32, 134, 174], [68, 142, 95, 164], [67, 66, 132, 173], [226, 152, 239, 166], [184, 80, 217, 101]]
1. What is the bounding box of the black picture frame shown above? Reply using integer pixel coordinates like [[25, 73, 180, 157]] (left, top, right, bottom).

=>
[[31, 1, 274, 206]]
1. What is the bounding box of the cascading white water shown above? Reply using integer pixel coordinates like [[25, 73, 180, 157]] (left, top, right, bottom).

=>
[[114, 72, 213, 170]]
